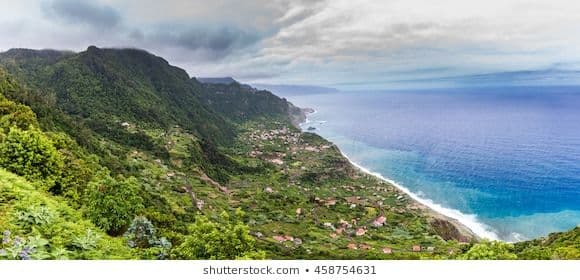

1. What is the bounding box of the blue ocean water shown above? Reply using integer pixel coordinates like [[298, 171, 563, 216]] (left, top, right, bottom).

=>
[[282, 86, 580, 241]]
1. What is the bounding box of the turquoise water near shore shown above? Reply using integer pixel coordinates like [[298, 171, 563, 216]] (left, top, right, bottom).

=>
[[284, 87, 580, 241]]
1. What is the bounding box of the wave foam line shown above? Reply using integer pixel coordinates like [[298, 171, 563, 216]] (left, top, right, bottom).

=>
[[340, 152, 500, 240]]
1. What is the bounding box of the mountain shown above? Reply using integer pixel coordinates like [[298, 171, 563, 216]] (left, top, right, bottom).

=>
[[1, 47, 578, 260], [196, 77, 237, 85], [196, 78, 306, 124], [0, 46, 235, 145]]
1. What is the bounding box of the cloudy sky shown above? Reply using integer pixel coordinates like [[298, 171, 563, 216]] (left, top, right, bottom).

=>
[[2, 0, 580, 89]]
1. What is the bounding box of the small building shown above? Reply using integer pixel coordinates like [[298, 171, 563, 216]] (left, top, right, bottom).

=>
[[373, 216, 387, 227], [360, 243, 372, 250], [273, 235, 286, 242], [355, 227, 367, 236], [324, 199, 337, 207]]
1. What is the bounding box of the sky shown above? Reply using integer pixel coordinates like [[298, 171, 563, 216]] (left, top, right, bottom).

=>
[[1, 0, 580, 89]]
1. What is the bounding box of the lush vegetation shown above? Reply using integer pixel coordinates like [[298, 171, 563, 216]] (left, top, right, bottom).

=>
[[514, 227, 579, 259], [198, 80, 300, 123], [173, 210, 265, 260], [0, 127, 63, 189], [0, 47, 578, 260], [0, 168, 134, 260]]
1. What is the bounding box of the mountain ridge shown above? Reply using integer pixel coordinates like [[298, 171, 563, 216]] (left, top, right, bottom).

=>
[[0, 47, 578, 260]]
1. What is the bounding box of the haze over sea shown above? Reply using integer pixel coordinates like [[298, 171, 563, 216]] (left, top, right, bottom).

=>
[[281, 86, 580, 241]]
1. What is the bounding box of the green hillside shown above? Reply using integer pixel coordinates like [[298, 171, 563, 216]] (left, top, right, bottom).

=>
[[0, 168, 135, 260], [0, 47, 233, 144], [197, 79, 304, 123], [1, 47, 578, 260]]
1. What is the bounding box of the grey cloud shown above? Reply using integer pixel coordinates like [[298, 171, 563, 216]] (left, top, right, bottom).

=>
[[43, 0, 121, 29], [148, 26, 263, 60], [275, 0, 328, 26], [390, 22, 437, 35]]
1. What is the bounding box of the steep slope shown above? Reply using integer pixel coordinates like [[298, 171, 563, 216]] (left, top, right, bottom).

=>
[[0, 169, 134, 260], [1, 46, 234, 145], [197, 77, 237, 85], [0, 48, 73, 87], [1, 47, 578, 260], [196, 78, 305, 124]]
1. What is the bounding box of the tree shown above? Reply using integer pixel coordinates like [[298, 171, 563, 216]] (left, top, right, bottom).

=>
[[46, 131, 100, 203], [0, 99, 39, 131], [173, 210, 265, 260], [459, 241, 518, 260], [85, 174, 144, 236], [0, 127, 63, 188]]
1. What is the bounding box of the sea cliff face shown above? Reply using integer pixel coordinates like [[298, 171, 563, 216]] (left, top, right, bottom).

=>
[[289, 106, 313, 128]]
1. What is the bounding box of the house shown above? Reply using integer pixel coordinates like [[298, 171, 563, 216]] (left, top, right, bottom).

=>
[[345, 196, 361, 204], [323, 222, 335, 230], [373, 216, 387, 227], [324, 199, 337, 207], [273, 235, 294, 243], [338, 219, 351, 228], [273, 235, 286, 242], [382, 247, 393, 254], [196, 200, 205, 211], [355, 227, 367, 236], [360, 243, 372, 250], [412, 245, 421, 252], [269, 158, 284, 165]]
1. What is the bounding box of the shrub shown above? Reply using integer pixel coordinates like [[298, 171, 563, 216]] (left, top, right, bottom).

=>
[[459, 241, 517, 260], [0, 127, 63, 188], [0, 99, 39, 131], [84, 174, 144, 235], [0, 231, 51, 260], [15, 205, 55, 228], [125, 216, 172, 259], [172, 210, 265, 260], [72, 229, 100, 251], [1, 168, 135, 260], [46, 132, 100, 202], [125, 216, 157, 248]]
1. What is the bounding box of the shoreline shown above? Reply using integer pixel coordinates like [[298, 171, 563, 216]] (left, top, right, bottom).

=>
[[298, 108, 499, 241], [340, 152, 497, 241]]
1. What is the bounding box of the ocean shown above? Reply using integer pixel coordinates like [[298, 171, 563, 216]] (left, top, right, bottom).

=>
[[281, 86, 580, 241]]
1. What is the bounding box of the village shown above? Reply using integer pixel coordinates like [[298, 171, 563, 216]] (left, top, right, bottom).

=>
[[227, 121, 473, 258]]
